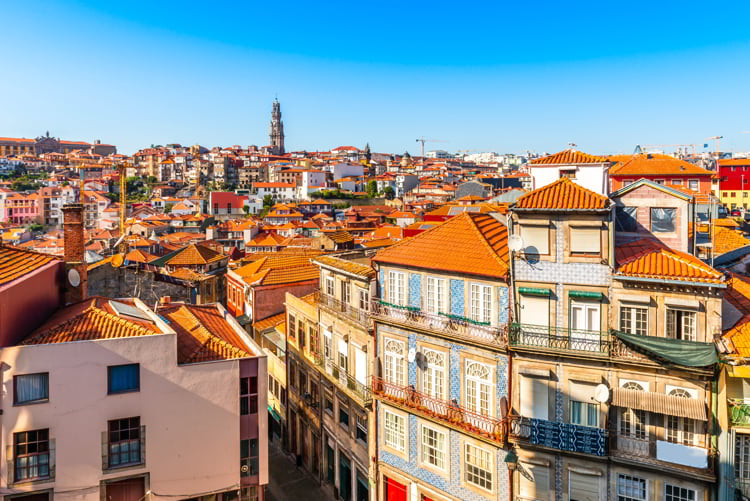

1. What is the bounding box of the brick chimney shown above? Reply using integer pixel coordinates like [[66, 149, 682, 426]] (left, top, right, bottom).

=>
[[62, 203, 88, 304]]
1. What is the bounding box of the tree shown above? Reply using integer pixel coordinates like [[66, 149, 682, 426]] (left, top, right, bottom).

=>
[[383, 186, 395, 200], [259, 194, 275, 217], [366, 180, 378, 198], [164, 203, 174, 214]]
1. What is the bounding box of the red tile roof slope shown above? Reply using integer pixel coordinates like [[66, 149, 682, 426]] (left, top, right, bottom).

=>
[[0, 245, 59, 286], [373, 212, 509, 279], [615, 238, 723, 284], [514, 178, 609, 210], [530, 149, 608, 165], [610, 156, 713, 176]]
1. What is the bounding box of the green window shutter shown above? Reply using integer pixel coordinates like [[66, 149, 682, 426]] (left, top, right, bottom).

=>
[[518, 287, 551, 297], [569, 291, 604, 299]]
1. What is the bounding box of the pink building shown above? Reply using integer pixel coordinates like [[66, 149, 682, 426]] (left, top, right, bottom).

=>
[[3, 193, 40, 225]]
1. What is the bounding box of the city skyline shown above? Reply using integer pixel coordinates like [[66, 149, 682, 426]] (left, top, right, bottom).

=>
[[2, 1, 750, 155]]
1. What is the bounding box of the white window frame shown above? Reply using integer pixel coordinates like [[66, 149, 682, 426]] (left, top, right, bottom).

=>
[[384, 409, 405, 452], [688, 179, 700, 191], [521, 224, 550, 255], [323, 327, 332, 361], [666, 308, 697, 341], [736, 434, 750, 481], [666, 388, 699, 445], [426, 276, 447, 314], [388, 271, 406, 306], [620, 305, 648, 336], [421, 348, 445, 400], [384, 338, 405, 385], [617, 474, 647, 501], [357, 286, 369, 311], [570, 300, 600, 332], [420, 423, 447, 471], [570, 226, 601, 254], [464, 442, 493, 492], [469, 283, 492, 324], [465, 360, 492, 417], [325, 276, 334, 296]]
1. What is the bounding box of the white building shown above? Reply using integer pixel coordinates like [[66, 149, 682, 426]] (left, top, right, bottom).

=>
[[527, 149, 611, 195]]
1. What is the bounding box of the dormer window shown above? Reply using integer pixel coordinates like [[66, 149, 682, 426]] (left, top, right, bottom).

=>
[[651, 208, 676, 233]]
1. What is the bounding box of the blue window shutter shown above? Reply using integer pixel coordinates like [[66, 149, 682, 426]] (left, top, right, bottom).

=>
[[450, 279, 464, 316], [409, 274, 421, 308]]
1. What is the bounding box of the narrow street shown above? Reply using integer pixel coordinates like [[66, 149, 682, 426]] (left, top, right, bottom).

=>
[[266, 440, 336, 501]]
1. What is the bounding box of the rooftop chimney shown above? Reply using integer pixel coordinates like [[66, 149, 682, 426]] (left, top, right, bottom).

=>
[[62, 203, 88, 304]]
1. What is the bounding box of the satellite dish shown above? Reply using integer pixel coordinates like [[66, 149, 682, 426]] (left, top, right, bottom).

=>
[[509, 234, 524, 252], [407, 348, 416, 363], [68, 268, 81, 287], [240, 465, 249, 473], [593, 384, 610, 403]]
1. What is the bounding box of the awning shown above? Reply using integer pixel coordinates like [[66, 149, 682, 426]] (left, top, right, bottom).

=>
[[268, 405, 282, 423], [519, 287, 551, 297], [612, 330, 718, 367], [729, 366, 750, 378], [611, 387, 707, 421], [569, 291, 604, 300]]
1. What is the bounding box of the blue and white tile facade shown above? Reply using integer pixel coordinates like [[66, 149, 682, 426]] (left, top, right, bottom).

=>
[[450, 279, 464, 316], [377, 323, 509, 501], [409, 274, 421, 308]]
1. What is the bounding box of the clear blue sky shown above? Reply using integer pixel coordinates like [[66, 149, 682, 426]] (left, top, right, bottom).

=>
[[2, 0, 750, 156]]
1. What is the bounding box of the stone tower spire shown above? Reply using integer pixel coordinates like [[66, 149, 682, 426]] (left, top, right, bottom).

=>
[[269, 98, 285, 155]]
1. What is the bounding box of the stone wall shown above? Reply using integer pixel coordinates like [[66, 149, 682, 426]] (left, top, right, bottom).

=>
[[89, 265, 192, 306]]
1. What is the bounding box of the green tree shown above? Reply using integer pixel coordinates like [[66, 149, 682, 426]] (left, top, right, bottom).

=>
[[383, 186, 395, 200], [164, 203, 174, 214], [366, 180, 378, 198]]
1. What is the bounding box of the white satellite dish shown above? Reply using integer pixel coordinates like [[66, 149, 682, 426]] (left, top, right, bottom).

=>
[[68, 268, 81, 287], [407, 348, 416, 363], [593, 384, 610, 403], [509, 234, 524, 252]]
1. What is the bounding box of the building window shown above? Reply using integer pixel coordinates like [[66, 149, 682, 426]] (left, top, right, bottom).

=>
[[421, 425, 446, 470], [324, 391, 333, 414], [736, 434, 750, 481], [388, 271, 406, 306], [470, 283, 492, 324], [241, 438, 259, 476], [288, 314, 296, 341], [241, 487, 259, 501], [666, 308, 696, 341], [358, 287, 369, 311], [665, 484, 695, 501], [465, 443, 492, 491], [343, 282, 351, 305], [299, 371, 307, 394], [324, 329, 332, 360], [570, 227, 601, 254], [655, 179, 665, 185], [107, 364, 139, 394], [615, 207, 638, 232], [666, 389, 697, 445], [560, 169, 576, 179], [298, 319, 305, 350], [734, 193, 738, 198], [338, 339, 348, 372], [421, 349, 445, 400], [620, 306, 647, 336], [14, 429, 50, 482], [356, 414, 367, 443], [671, 179, 683, 186], [465, 361, 491, 416], [339, 402, 350, 428], [384, 410, 405, 452], [14, 373, 49, 405], [241, 376, 258, 415], [651, 208, 676, 232], [384, 338, 405, 385], [617, 474, 646, 501], [108, 417, 141, 468], [521, 224, 549, 255], [570, 400, 599, 426], [309, 326, 318, 354], [426, 277, 446, 314], [689, 179, 699, 191], [570, 300, 600, 332]]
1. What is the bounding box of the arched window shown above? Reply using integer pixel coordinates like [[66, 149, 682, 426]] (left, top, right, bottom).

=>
[[421, 349, 445, 399], [465, 361, 491, 416], [667, 388, 696, 445]]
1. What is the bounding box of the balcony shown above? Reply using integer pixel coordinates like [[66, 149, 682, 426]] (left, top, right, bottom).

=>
[[508, 415, 608, 457], [509, 324, 609, 356], [730, 399, 750, 427], [313, 353, 372, 406], [372, 376, 505, 445], [371, 300, 507, 349], [315, 291, 371, 329], [609, 431, 716, 479]]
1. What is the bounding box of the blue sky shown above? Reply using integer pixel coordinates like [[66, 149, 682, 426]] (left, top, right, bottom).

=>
[[2, 1, 750, 155]]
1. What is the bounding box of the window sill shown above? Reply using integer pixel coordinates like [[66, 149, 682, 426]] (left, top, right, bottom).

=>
[[107, 389, 140, 396], [13, 399, 50, 407], [103, 462, 145, 474], [11, 476, 54, 486]]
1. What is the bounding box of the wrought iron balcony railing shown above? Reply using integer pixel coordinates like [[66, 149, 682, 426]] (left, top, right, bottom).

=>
[[508, 415, 608, 456], [372, 376, 505, 444], [316, 291, 371, 328], [509, 323, 609, 355], [312, 352, 372, 405], [371, 300, 507, 348]]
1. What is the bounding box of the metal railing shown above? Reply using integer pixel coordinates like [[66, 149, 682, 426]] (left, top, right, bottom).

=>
[[509, 323, 609, 354], [313, 352, 372, 405], [316, 291, 371, 328], [609, 428, 716, 473], [372, 376, 505, 443], [371, 300, 507, 348], [508, 415, 609, 456]]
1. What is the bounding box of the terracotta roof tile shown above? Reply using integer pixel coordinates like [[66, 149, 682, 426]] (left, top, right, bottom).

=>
[[322, 230, 354, 243], [610, 155, 713, 176], [514, 178, 609, 210], [313, 255, 375, 279], [530, 149, 608, 165], [713, 227, 750, 255], [615, 238, 723, 284], [373, 212, 508, 279], [235, 255, 319, 286], [166, 243, 226, 266], [253, 311, 286, 332], [0, 245, 59, 286], [721, 274, 750, 357]]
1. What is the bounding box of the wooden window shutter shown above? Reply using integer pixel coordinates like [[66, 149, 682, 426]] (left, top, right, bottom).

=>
[[6, 444, 13, 485]]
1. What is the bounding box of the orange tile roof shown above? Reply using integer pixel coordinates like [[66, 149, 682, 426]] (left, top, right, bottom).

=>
[[373, 212, 508, 279], [235, 255, 319, 286], [253, 311, 286, 332], [719, 159, 750, 166], [721, 273, 750, 357], [610, 155, 713, 176], [715, 218, 741, 228], [0, 245, 59, 286], [22, 297, 162, 345], [514, 178, 609, 210], [125, 249, 159, 264], [530, 149, 608, 165], [322, 230, 354, 243], [615, 238, 723, 284], [167, 243, 227, 266], [313, 255, 375, 279], [159, 303, 252, 363], [713, 227, 750, 255]]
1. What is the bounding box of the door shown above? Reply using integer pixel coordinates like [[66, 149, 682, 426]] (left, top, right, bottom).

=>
[[356, 473, 368, 501], [355, 347, 367, 387], [301, 422, 308, 467], [326, 443, 335, 484], [339, 454, 351, 501], [385, 477, 407, 501], [290, 411, 297, 454], [105, 477, 145, 501], [520, 375, 548, 420], [569, 471, 600, 501], [570, 301, 601, 349], [520, 295, 549, 345]]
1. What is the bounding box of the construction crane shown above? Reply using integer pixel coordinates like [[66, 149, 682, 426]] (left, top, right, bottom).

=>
[[641, 144, 698, 157], [415, 137, 447, 157], [706, 136, 723, 159]]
